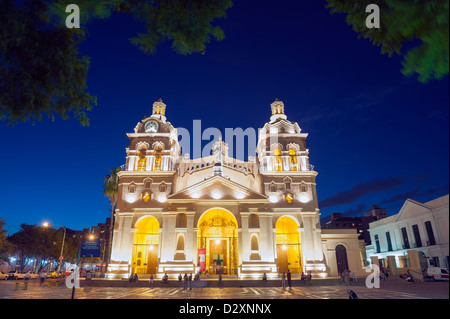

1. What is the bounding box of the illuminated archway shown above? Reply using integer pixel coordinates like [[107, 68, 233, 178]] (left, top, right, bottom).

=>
[[276, 216, 302, 274], [132, 216, 160, 276], [197, 208, 239, 275]]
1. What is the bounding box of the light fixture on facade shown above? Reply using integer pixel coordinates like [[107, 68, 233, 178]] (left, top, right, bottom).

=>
[[282, 245, 287, 251], [285, 193, 294, 204], [142, 192, 151, 202], [149, 245, 154, 251], [157, 194, 167, 203], [236, 192, 245, 199], [269, 195, 278, 203], [211, 191, 222, 199], [215, 239, 220, 245]]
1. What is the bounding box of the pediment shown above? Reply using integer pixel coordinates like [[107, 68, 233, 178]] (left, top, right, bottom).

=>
[[168, 175, 268, 201], [393, 199, 432, 222]]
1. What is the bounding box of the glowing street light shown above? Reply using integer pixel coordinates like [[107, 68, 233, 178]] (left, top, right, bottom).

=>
[[42, 222, 66, 273]]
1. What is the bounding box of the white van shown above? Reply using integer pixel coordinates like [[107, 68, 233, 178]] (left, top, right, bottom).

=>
[[425, 267, 449, 281]]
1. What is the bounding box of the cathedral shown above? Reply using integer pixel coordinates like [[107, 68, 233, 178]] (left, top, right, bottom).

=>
[[107, 99, 365, 279]]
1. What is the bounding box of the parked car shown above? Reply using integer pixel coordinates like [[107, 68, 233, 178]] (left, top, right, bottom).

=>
[[7, 271, 24, 280], [0, 272, 8, 280], [425, 267, 449, 281], [23, 271, 39, 279]]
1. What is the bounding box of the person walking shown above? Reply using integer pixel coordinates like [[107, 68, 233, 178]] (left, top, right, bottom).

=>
[[39, 270, 46, 286], [218, 273, 223, 288], [282, 272, 287, 290], [183, 273, 188, 290], [86, 270, 92, 286], [287, 270, 292, 290], [343, 269, 349, 286], [149, 274, 154, 284], [188, 273, 193, 290]]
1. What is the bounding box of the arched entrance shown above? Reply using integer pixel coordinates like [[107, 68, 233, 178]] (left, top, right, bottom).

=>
[[132, 216, 160, 276], [197, 209, 239, 275], [276, 216, 302, 274], [335, 245, 348, 274]]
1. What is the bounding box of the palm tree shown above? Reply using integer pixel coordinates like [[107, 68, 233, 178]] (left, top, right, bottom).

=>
[[103, 167, 121, 269]]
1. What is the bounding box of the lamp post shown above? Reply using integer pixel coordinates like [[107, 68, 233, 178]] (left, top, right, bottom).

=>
[[42, 222, 67, 273], [72, 234, 94, 300]]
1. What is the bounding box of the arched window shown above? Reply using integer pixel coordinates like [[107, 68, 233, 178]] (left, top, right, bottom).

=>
[[137, 148, 147, 171], [153, 144, 163, 171], [269, 182, 277, 193], [159, 182, 167, 193], [251, 235, 259, 251], [289, 148, 297, 171], [176, 213, 187, 228], [249, 214, 259, 228], [274, 147, 282, 171], [128, 183, 136, 193], [176, 235, 185, 251]]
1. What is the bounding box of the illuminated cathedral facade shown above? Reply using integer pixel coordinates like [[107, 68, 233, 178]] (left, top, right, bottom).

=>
[[107, 99, 365, 279]]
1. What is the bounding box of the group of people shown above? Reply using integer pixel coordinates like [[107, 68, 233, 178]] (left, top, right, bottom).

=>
[[339, 269, 357, 285]]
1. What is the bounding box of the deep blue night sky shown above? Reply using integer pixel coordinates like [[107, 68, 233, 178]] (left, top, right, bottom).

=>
[[0, 0, 448, 233]]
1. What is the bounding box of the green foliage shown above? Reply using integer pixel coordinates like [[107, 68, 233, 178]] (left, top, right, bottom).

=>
[[325, 0, 449, 83], [0, 0, 233, 126], [0, 219, 12, 262], [7, 224, 80, 271], [0, 0, 96, 126]]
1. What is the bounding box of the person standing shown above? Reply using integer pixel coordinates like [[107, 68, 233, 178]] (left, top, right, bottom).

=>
[[149, 274, 154, 284], [183, 273, 188, 290], [287, 270, 292, 290], [218, 273, 223, 288], [188, 273, 193, 290], [282, 272, 287, 290]]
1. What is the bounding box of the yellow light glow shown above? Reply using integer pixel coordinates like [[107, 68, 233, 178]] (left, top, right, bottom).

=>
[[149, 245, 154, 251], [215, 239, 221, 245], [89, 235, 94, 240], [142, 192, 151, 202]]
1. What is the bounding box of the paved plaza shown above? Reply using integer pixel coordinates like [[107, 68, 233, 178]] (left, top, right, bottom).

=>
[[0, 279, 447, 300]]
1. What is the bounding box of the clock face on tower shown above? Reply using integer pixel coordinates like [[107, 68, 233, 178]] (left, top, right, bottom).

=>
[[145, 120, 159, 133]]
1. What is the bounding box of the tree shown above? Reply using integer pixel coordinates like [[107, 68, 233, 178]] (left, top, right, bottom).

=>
[[325, 0, 449, 83], [103, 167, 121, 265], [0, 0, 233, 126], [0, 219, 12, 263]]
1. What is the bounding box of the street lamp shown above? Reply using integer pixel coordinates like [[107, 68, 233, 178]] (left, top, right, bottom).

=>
[[72, 233, 95, 300], [42, 222, 67, 273]]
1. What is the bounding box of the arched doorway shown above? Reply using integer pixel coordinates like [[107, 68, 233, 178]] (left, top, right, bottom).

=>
[[335, 245, 348, 274], [132, 216, 160, 276], [276, 216, 302, 274], [197, 209, 239, 275]]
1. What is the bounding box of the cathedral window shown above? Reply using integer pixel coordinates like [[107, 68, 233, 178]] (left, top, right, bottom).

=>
[[300, 184, 307, 192], [176, 213, 187, 228], [249, 214, 259, 228], [274, 147, 282, 171], [289, 148, 297, 171], [153, 144, 163, 171], [128, 183, 136, 193], [137, 148, 147, 171], [269, 182, 277, 193], [159, 182, 167, 192]]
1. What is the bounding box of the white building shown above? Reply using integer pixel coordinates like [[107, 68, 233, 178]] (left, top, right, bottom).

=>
[[365, 195, 449, 270], [107, 98, 365, 279]]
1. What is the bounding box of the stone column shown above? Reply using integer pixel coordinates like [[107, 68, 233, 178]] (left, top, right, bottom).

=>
[[387, 255, 398, 276], [370, 256, 379, 268], [407, 250, 424, 281], [301, 213, 315, 261], [160, 213, 177, 262], [240, 213, 250, 261], [185, 211, 195, 262], [259, 213, 275, 262]]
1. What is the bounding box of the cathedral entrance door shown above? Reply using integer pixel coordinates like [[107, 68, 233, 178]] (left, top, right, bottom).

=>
[[197, 209, 239, 276]]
